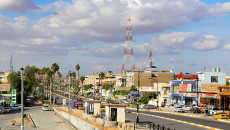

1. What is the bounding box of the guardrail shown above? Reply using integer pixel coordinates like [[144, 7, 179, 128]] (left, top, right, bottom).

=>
[[134, 122, 175, 130]]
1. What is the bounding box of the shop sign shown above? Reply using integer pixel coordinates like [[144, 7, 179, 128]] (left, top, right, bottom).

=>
[[0, 84, 10, 91], [171, 81, 181, 85], [220, 88, 230, 93], [201, 84, 219, 93], [174, 86, 179, 94], [200, 93, 217, 97], [187, 84, 192, 92]]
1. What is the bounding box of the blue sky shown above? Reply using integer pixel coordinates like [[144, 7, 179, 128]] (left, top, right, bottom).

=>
[[1, 0, 230, 76]]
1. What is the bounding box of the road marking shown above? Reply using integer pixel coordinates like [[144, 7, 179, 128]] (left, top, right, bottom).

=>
[[131, 112, 223, 130]]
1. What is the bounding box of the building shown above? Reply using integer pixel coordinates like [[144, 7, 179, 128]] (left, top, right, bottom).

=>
[[198, 68, 226, 107], [0, 71, 11, 103], [170, 72, 198, 105]]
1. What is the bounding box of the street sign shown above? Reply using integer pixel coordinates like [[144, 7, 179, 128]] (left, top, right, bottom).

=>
[[63, 99, 66, 106], [12, 89, 16, 105]]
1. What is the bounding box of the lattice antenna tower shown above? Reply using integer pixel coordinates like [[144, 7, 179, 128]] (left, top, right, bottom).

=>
[[10, 54, 13, 72], [121, 17, 135, 73], [171, 57, 174, 73], [148, 50, 154, 72]]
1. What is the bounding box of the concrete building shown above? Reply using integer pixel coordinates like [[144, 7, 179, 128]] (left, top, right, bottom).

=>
[[0, 71, 11, 102], [198, 68, 226, 106], [170, 72, 198, 105]]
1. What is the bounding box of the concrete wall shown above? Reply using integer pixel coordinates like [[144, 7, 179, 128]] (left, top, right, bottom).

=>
[[54, 108, 100, 130]]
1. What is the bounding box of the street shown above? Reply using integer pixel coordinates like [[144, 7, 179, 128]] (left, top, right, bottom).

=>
[[0, 100, 75, 130], [127, 109, 230, 130]]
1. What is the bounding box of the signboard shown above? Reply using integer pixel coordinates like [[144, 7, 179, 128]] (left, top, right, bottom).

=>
[[177, 72, 198, 79], [187, 84, 192, 92], [12, 89, 16, 105], [0, 84, 10, 91], [179, 84, 187, 91], [74, 102, 78, 109], [63, 99, 66, 106], [220, 88, 230, 93], [173, 86, 179, 94], [200, 93, 217, 97], [201, 84, 218, 93]]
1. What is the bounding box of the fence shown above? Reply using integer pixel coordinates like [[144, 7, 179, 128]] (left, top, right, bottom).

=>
[[134, 122, 175, 130]]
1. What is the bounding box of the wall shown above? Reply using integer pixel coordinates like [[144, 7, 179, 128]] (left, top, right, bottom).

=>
[[54, 108, 100, 130]]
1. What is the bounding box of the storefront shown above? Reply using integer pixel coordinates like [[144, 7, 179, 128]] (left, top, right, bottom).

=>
[[218, 85, 230, 110]]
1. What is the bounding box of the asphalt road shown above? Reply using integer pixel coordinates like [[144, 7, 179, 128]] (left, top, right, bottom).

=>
[[127, 109, 230, 130], [0, 97, 75, 130]]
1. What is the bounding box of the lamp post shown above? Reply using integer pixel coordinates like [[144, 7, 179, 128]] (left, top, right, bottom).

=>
[[50, 78, 52, 106], [68, 71, 71, 121], [20, 67, 24, 130], [133, 66, 156, 123]]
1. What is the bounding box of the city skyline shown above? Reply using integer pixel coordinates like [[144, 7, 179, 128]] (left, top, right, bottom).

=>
[[0, 0, 230, 75]]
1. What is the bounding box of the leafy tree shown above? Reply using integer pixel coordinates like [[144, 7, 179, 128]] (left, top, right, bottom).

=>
[[57, 71, 62, 87], [103, 83, 114, 91], [84, 84, 93, 91], [139, 93, 150, 104], [80, 76, 85, 94], [130, 85, 137, 91], [226, 80, 230, 85], [99, 72, 105, 97], [75, 64, 80, 93], [51, 62, 59, 87], [0, 81, 2, 84]]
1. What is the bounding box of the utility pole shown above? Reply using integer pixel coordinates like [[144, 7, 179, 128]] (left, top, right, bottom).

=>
[[196, 76, 199, 106], [68, 71, 71, 121], [50, 78, 52, 106], [136, 71, 140, 123], [20, 67, 24, 130], [157, 79, 159, 110]]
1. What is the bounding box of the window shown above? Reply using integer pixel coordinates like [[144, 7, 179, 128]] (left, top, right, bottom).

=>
[[211, 76, 218, 83]]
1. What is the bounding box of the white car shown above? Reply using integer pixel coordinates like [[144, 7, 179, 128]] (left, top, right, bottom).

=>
[[42, 106, 50, 111], [4, 107, 11, 113], [174, 106, 185, 112], [11, 105, 20, 111]]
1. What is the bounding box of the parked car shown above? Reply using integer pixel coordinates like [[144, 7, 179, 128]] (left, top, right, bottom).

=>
[[120, 99, 128, 103], [140, 104, 156, 109], [190, 107, 201, 113], [206, 107, 223, 116], [214, 113, 229, 119], [4, 107, 11, 113], [42, 106, 50, 111], [185, 104, 197, 112], [0, 108, 6, 114], [11, 105, 20, 111], [123, 100, 131, 104], [174, 106, 185, 112]]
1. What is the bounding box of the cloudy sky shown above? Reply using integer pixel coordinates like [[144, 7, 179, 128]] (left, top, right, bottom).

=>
[[0, 0, 230, 76]]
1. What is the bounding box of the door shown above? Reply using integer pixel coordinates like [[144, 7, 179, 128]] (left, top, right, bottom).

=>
[[111, 108, 117, 121], [89, 103, 94, 114]]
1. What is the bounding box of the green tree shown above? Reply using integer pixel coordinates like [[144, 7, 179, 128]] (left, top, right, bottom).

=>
[[0, 81, 2, 84], [84, 84, 93, 91], [80, 76, 85, 95], [130, 85, 137, 91], [226, 80, 230, 85], [24, 65, 38, 96], [139, 93, 150, 104], [57, 71, 62, 87], [75, 64, 80, 93], [51, 62, 59, 87], [99, 72, 105, 97]]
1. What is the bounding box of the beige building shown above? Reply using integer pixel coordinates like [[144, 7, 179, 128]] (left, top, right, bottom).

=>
[[0, 72, 9, 84]]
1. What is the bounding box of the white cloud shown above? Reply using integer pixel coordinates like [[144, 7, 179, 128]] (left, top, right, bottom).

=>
[[0, 0, 230, 56], [79, 32, 223, 57], [0, 0, 39, 13]]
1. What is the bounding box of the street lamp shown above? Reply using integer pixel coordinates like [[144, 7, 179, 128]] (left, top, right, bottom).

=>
[[133, 66, 156, 123], [20, 67, 24, 130]]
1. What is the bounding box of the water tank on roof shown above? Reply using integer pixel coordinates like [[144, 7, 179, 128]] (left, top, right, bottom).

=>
[[216, 68, 220, 72]]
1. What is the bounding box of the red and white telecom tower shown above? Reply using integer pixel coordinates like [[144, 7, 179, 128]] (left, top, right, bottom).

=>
[[121, 17, 135, 73]]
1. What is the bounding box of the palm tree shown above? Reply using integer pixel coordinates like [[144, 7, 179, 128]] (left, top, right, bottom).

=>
[[99, 72, 105, 99], [46, 69, 53, 105], [51, 62, 59, 89], [80, 76, 85, 95], [57, 71, 62, 89], [75, 64, 80, 93]]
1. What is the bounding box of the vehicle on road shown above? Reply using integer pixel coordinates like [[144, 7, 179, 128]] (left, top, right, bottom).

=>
[[0, 108, 6, 114], [185, 104, 197, 112], [11, 105, 20, 111], [206, 107, 223, 116], [190, 107, 201, 113], [140, 104, 157, 109], [42, 106, 50, 111], [4, 107, 11, 113], [214, 113, 229, 119], [174, 106, 185, 112]]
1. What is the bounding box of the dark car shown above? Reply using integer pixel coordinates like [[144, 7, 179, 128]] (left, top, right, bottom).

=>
[[191, 107, 201, 113]]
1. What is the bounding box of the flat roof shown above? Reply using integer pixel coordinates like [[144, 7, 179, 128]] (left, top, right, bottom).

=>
[[105, 103, 127, 107]]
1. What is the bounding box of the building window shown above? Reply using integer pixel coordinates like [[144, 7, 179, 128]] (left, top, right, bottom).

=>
[[211, 76, 218, 83]]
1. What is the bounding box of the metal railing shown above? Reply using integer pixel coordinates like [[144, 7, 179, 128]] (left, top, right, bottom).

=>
[[134, 122, 175, 130]]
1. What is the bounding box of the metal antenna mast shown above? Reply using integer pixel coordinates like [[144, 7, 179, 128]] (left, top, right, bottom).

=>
[[149, 50, 154, 72], [10, 54, 13, 72], [171, 57, 174, 73], [121, 16, 135, 73]]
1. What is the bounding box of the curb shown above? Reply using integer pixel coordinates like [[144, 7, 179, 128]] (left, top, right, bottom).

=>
[[127, 107, 205, 118], [131, 112, 223, 130]]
